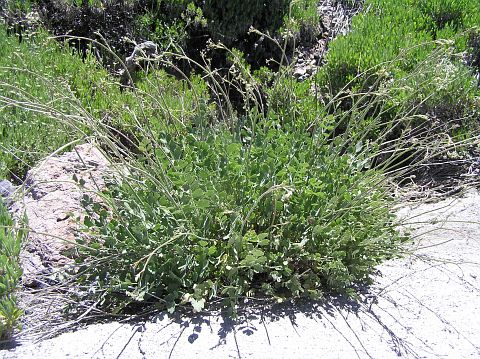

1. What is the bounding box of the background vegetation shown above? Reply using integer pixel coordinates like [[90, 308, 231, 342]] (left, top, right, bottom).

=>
[[321, 0, 480, 91]]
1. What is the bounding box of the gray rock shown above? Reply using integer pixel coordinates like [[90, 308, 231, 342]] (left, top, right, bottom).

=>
[[0, 179, 14, 197], [125, 41, 158, 72], [15, 143, 110, 285], [0, 179, 15, 207], [293, 67, 307, 79], [121, 41, 159, 86]]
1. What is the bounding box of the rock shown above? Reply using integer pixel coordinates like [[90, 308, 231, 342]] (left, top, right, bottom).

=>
[[0, 179, 16, 207], [14, 143, 110, 286], [293, 67, 307, 79], [125, 41, 158, 71], [0, 179, 15, 198], [24, 10, 40, 25], [121, 41, 159, 86], [291, 0, 362, 81]]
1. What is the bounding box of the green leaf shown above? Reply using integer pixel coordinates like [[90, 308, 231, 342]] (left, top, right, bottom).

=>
[[192, 188, 204, 199], [313, 225, 323, 237], [190, 298, 205, 313]]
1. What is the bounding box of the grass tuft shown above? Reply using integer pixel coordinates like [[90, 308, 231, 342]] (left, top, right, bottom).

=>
[[0, 201, 24, 341]]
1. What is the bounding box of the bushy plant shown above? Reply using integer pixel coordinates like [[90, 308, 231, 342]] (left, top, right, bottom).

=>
[[136, 1, 206, 51], [281, 0, 320, 45], [320, 0, 480, 93], [137, 0, 320, 68], [315, 0, 480, 152], [202, 0, 289, 46], [419, 0, 468, 38], [0, 26, 214, 181], [2, 0, 478, 320], [0, 28, 108, 180], [399, 48, 479, 124], [78, 123, 401, 313]]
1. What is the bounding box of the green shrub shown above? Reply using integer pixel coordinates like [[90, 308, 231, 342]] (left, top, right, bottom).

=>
[[0, 201, 24, 340], [419, 0, 468, 38], [136, 1, 206, 50], [281, 0, 320, 44], [137, 0, 320, 67], [0, 26, 215, 180], [139, 0, 291, 47], [315, 0, 480, 150], [202, 0, 289, 46], [77, 124, 401, 313], [398, 47, 479, 124], [0, 28, 103, 180], [2, 2, 477, 319], [320, 0, 480, 92], [319, 1, 431, 92]]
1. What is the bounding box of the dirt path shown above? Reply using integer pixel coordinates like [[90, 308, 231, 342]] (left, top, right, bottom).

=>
[[2, 188, 479, 358]]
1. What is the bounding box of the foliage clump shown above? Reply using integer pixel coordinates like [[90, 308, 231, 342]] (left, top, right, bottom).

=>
[[78, 124, 401, 313], [320, 0, 480, 92], [0, 28, 104, 181], [201, 0, 289, 46], [0, 202, 24, 340], [317, 0, 480, 146]]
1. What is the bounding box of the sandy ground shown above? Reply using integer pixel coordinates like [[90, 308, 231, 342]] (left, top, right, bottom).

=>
[[2, 189, 480, 359]]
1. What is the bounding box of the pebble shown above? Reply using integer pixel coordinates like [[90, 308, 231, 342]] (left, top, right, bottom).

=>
[[293, 67, 307, 78], [0, 179, 14, 197], [0, 179, 16, 208]]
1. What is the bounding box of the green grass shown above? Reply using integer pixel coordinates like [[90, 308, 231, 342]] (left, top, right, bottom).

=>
[[320, 0, 480, 92], [0, 201, 24, 340], [0, 27, 214, 181]]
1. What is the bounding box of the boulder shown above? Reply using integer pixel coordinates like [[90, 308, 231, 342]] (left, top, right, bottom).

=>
[[13, 143, 110, 287]]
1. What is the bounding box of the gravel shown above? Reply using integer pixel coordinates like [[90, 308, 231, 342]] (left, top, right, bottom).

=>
[[2, 188, 480, 359]]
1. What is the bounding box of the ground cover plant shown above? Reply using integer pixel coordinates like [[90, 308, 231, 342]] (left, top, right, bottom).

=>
[[320, 0, 480, 92], [1, 22, 407, 314], [77, 122, 402, 313], [73, 37, 478, 311], [315, 0, 480, 162], [72, 43, 479, 313], [0, 25, 214, 181], [0, 201, 24, 340], [0, 0, 479, 324], [0, 27, 101, 181]]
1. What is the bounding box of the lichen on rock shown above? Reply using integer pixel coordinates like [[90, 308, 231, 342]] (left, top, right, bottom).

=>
[[12, 144, 110, 287]]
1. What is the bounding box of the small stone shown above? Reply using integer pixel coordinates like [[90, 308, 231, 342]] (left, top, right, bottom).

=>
[[0, 179, 16, 207], [293, 67, 307, 79], [0, 179, 15, 198]]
